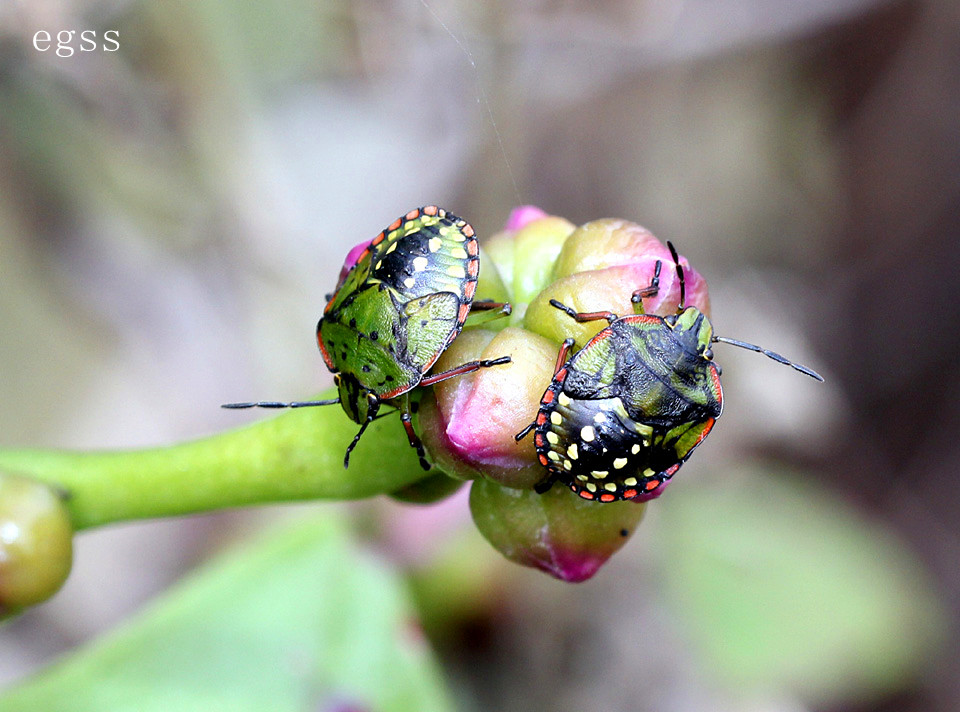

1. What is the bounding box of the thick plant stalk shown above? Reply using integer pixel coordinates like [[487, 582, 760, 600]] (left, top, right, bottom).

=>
[[0, 391, 425, 531]]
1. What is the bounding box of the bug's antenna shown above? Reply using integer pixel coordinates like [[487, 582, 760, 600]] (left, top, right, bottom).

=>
[[666, 241, 685, 311], [221, 398, 340, 409], [712, 336, 824, 382]]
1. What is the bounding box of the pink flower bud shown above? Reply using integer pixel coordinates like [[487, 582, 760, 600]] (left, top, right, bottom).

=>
[[504, 205, 548, 231], [336, 239, 373, 285], [469, 478, 645, 583], [415, 209, 712, 580]]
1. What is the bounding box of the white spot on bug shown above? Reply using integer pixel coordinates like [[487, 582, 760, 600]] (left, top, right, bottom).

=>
[[643, 468, 656, 477], [604, 483, 617, 492], [429, 237, 443, 252], [451, 247, 468, 259], [546, 432, 559, 445], [563, 460, 572, 471], [412, 256, 429, 271], [404, 277, 416, 289], [624, 477, 638, 486], [592, 470, 608, 479], [577, 474, 588, 481], [567, 443, 578, 459], [446, 264, 466, 279], [386, 242, 398, 254], [613, 457, 628, 469], [585, 483, 597, 493], [558, 392, 572, 407], [580, 426, 595, 442], [631, 444, 641, 454], [376, 260, 383, 270], [550, 411, 562, 425], [593, 412, 606, 424], [548, 451, 560, 461]]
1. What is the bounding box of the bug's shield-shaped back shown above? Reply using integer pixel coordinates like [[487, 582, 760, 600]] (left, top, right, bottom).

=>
[[401, 292, 461, 372]]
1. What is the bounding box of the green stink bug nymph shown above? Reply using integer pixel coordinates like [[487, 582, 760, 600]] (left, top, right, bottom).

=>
[[516, 243, 823, 502], [224, 206, 512, 469]]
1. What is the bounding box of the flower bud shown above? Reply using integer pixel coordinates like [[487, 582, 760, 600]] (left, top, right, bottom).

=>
[[483, 213, 576, 311], [339, 239, 372, 280], [422, 211, 711, 490], [469, 477, 645, 582], [0, 472, 73, 615], [420, 326, 553, 487], [416, 208, 712, 580]]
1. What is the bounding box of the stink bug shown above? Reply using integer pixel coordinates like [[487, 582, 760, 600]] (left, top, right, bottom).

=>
[[516, 243, 823, 502], [224, 206, 512, 469]]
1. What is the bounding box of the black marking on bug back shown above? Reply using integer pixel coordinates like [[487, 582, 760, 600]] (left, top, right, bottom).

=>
[[531, 311, 724, 501], [317, 207, 480, 401], [368, 211, 474, 301], [537, 385, 677, 498], [563, 316, 720, 427]]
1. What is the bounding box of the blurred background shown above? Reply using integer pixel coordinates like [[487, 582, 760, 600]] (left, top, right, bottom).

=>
[[1, 0, 958, 710]]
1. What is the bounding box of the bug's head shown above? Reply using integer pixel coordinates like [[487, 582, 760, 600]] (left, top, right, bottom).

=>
[[334, 373, 378, 424], [665, 306, 716, 360]]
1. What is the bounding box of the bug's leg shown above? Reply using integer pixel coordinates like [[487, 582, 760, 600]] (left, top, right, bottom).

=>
[[470, 301, 511, 311], [630, 260, 663, 315], [464, 301, 513, 327], [515, 338, 575, 441], [534, 471, 559, 494], [553, 337, 575, 371], [515, 422, 536, 441], [343, 392, 381, 468], [221, 398, 340, 409], [419, 356, 512, 387], [399, 393, 431, 471], [548, 299, 618, 324]]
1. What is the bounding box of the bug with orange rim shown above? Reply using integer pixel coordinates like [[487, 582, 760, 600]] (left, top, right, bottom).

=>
[[517, 242, 823, 502], [225, 206, 512, 468]]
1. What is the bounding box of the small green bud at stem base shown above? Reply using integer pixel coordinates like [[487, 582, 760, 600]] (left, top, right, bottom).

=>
[[0, 472, 73, 615]]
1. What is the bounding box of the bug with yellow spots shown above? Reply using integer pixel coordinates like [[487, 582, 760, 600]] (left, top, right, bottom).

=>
[[516, 242, 823, 502], [224, 206, 511, 469]]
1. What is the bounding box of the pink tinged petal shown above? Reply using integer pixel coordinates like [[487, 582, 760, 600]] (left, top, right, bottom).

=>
[[504, 205, 548, 232], [469, 479, 645, 582], [551, 218, 711, 317], [427, 327, 556, 489], [538, 541, 608, 583], [336, 239, 373, 284]]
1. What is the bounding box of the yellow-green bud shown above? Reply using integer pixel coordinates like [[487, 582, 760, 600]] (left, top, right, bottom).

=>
[[0, 472, 73, 615]]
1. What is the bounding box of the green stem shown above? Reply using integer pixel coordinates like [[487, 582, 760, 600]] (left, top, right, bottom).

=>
[[0, 392, 426, 530]]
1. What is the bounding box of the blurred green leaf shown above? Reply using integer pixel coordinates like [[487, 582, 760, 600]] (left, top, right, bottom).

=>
[[0, 514, 452, 712], [659, 466, 946, 706]]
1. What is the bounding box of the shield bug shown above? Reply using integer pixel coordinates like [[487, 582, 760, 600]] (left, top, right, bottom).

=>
[[516, 243, 823, 502], [224, 205, 512, 469]]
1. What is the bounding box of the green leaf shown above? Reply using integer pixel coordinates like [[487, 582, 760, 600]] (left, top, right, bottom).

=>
[[658, 465, 947, 706], [0, 514, 453, 712]]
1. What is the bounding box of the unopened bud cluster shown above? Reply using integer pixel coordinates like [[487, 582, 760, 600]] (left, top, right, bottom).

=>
[[417, 207, 710, 581]]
